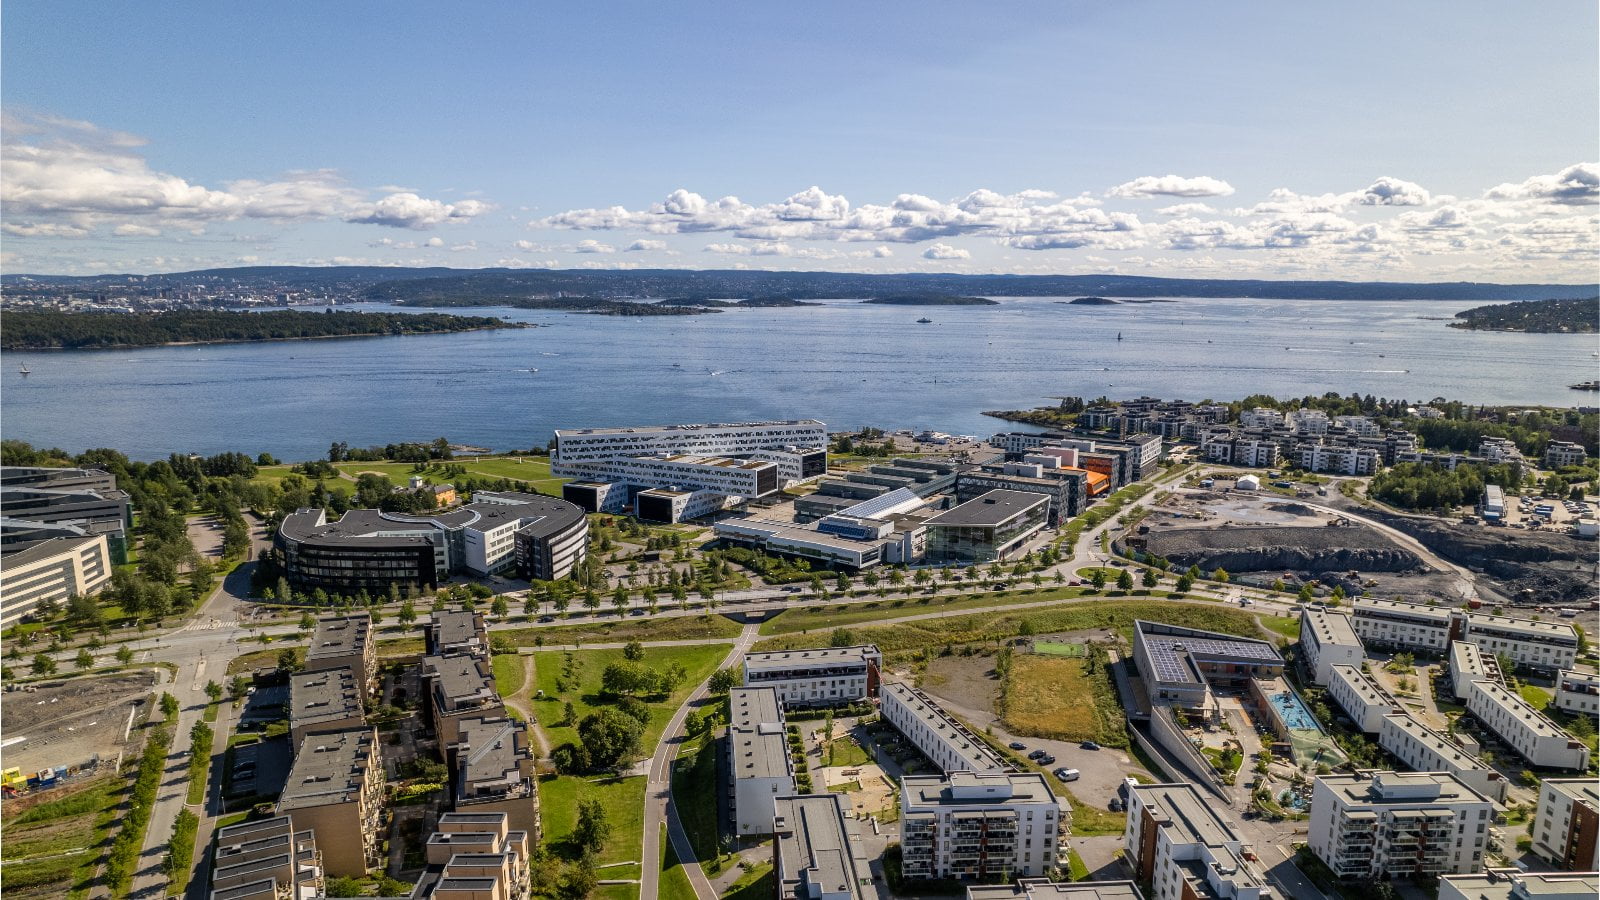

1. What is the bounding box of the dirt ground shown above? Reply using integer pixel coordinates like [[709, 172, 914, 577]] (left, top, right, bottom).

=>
[[919, 653, 1003, 715], [1, 671, 156, 775]]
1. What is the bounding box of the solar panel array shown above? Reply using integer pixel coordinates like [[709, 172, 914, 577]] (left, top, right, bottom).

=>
[[1144, 635, 1281, 685]]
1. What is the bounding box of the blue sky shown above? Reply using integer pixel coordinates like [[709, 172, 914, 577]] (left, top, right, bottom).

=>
[[3, 2, 1596, 280]]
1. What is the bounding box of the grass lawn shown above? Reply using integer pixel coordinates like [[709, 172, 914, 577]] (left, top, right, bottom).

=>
[[1063, 785, 1126, 836], [658, 825, 698, 900], [1258, 614, 1300, 639], [825, 738, 872, 768], [670, 740, 727, 869], [759, 589, 1082, 636], [1518, 683, 1552, 709], [1076, 566, 1121, 581], [539, 774, 647, 866], [1066, 846, 1091, 881], [491, 654, 526, 698], [378, 636, 427, 659], [1033, 641, 1085, 657], [0, 774, 125, 899], [530, 643, 730, 751], [722, 864, 774, 900], [499, 614, 743, 648], [1000, 654, 1127, 749], [827, 780, 862, 793], [227, 645, 303, 675], [754, 598, 1261, 658]]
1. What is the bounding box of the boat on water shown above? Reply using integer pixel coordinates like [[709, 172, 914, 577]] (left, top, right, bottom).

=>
[[17, 362, 30, 376], [528, 368, 539, 374], [1570, 381, 1600, 391], [1116, 332, 1123, 341], [916, 317, 933, 324]]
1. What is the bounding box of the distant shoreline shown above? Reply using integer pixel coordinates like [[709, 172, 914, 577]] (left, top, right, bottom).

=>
[[4, 323, 523, 352]]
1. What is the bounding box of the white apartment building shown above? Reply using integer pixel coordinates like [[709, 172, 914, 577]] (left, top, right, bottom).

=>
[[1300, 607, 1366, 685], [1297, 444, 1380, 476], [773, 793, 871, 900], [1462, 679, 1590, 771], [0, 533, 112, 626], [1240, 408, 1285, 429], [1553, 669, 1600, 717], [1479, 437, 1524, 463], [1351, 599, 1454, 654], [1290, 409, 1331, 435], [1327, 665, 1403, 734], [742, 646, 882, 707], [901, 772, 1064, 881], [1449, 641, 1503, 700], [1378, 713, 1508, 804], [1334, 416, 1381, 437], [1123, 782, 1269, 900], [966, 879, 1146, 900], [1531, 779, 1600, 872], [1462, 614, 1579, 675], [1440, 870, 1600, 900], [880, 682, 1006, 774], [1544, 441, 1589, 469], [727, 688, 795, 836], [1308, 771, 1493, 881]]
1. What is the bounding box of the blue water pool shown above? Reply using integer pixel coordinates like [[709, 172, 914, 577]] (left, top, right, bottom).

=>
[[1267, 689, 1321, 732]]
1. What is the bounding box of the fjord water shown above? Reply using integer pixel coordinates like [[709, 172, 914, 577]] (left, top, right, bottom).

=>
[[4, 297, 1595, 461]]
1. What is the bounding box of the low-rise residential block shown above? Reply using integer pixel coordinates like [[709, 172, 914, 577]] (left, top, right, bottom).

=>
[[966, 879, 1145, 900], [424, 654, 506, 747], [1378, 713, 1508, 804], [1532, 779, 1600, 872], [288, 666, 366, 748], [773, 793, 871, 900], [742, 645, 881, 707], [728, 687, 795, 836], [1123, 781, 1268, 900], [453, 717, 540, 841], [880, 682, 1006, 774], [1553, 669, 1600, 717], [1440, 869, 1600, 900], [305, 614, 376, 696], [209, 815, 324, 900], [1327, 664, 1403, 734], [1462, 679, 1590, 771], [1300, 606, 1365, 685], [276, 728, 385, 877], [901, 772, 1064, 881], [1309, 771, 1493, 880]]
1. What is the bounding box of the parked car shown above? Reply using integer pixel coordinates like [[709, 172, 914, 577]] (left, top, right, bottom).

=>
[[1008, 742, 1027, 751], [1053, 768, 1080, 782], [1038, 754, 1056, 765], [1080, 740, 1101, 751], [1027, 749, 1047, 760], [538, 615, 555, 623]]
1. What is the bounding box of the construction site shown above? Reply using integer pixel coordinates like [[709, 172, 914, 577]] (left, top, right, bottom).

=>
[[0, 670, 156, 792]]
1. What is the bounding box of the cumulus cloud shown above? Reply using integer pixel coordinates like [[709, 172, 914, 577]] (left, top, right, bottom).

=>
[[1155, 202, 1216, 217], [2, 221, 90, 237], [922, 243, 970, 260], [1108, 175, 1235, 198], [1354, 176, 1430, 206], [573, 239, 616, 253], [625, 239, 667, 251], [0, 110, 491, 234], [113, 223, 162, 237], [1485, 163, 1599, 206]]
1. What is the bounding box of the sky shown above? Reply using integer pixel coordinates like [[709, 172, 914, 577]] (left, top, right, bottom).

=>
[[2, 2, 1597, 282]]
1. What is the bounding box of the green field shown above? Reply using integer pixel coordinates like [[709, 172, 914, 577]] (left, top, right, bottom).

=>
[[252, 454, 568, 491], [669, 741, 725, 869], [758, 588, 1089, 636], [1033, 641, 1085, 657], [658, 825, 698, 900], [539, 773, 647, 866], [499, 614, 743, 648], [825, 738, 872, 768], [0, 775, 125, 899], [491, 654, 526, 698], [1000, 654, 1126, 748], [531, 643, 729, 750], [1519, 683, 1552, 709]]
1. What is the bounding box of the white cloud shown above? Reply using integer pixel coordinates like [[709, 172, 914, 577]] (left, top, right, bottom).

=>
[[1108, 175, 1235, 198], [1155, 202, 1216, 217], [112, 223, 162, 237], [1485, 163, 1599, 206], [573, 239, 616, 253], [922, 243, 970, 260], [2, 221, 90, 237], [870, 245, 893, 258], [625, 239, 666, 251], [345, 192, 491, 230], [1354, 176, 1430, 206], [424, 237, 444, 248]]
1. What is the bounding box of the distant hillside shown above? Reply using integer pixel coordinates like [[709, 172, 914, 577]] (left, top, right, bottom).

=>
[[1449, 297, 1599, 333], [861, 294, 998, 305], [0, 309, 524, 350], [5, 265, 1596, 304]]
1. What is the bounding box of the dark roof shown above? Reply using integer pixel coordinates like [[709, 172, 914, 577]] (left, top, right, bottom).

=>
[[278, 491, 584, 546], [924, 489, 1048, 527]]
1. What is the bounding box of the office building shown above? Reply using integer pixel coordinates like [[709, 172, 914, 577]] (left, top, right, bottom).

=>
[[1553, 669, 1600, 717], [424, 655, 506, 747], [289, 667, 366, 748], [1377, 713, 1508, 804], [276, 729, 385, 877], [728, 688, 796, 836], [430, 610, 491, 658], [305, 614, 377, 696], [0, 467, 130, 562], [714, 516, 889, 570], [966, 879, 1145, 900], [1545, 442, 1589, 469], [209, 815, 324, 900], [1531, 779, 1600, 872], [1461, 679, 1590, 771], [1440, 870, 1600, 900], [924, 490, 1049, 563], [742, 645, 882, 707], [275, 491, 587, 590], [1123, 782, 1269, 900], [1327, 664, 1404, 734], [1300, 607, 1365, 685], [1308, 771, 1493, 880], [452, 717, 540, 841], [901, 772, 1064, 881], [956, 464, 1096, 524], [421, 811, 531, 900], [1131, 620, 1284, 720], [0, 465, 118, 492], [772, 793, 871, 900], [0, 533, 112, 627], [880, 682, 1007, 774]]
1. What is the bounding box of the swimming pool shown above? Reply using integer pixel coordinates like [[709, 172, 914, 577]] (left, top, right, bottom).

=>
[[1267, 689, 1321, 733]]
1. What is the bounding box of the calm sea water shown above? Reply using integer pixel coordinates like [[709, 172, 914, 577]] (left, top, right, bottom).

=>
[[3, 297, 1596, 461]]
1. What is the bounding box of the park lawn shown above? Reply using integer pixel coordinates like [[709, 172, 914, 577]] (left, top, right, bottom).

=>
[[658, 826, 698, 900], [670, 741, 724, 867], [1258, 614, 1300, 639], [826, 738, 872, 768], [228, 646, 303, 675], [539, 773, 647, 866], [1519, 683, 1552, 709], [499, 614, 743, 648], [753, 598, 1261, 658], [759, 588, 1086, 636], [1000, 655, 1126, 748], [491, 654, 526, 698], [1033, 641, 1086, 657], [530, 644, 730, 750], [0, 774, 125, 899], [723, 864, 774, 900]]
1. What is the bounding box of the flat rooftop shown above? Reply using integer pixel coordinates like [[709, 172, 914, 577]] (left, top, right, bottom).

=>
[[282, 493, 584, 544], [728, 687, 790, 781], [278, 729, 376, 811], [1470, 680, 1572, 738], [289, 667, 363, 729], [882, 682, 1007, 772], [1542, 778, 1599, 807], [1382, 714, 1493, 771], [902, 771, 1057, 807], [924, 489, 1048, 527], [774, 793, 868, 900], [745, 645, 880, 671], [1130, 782, 1244, 849], [458, 718, 532, 794], [1352, 598, 1454, 624], [1331, 664, 1398, 706], [715, 517, 883, 553], [432, 610, 488, 653], [1302, 606, 1361, 647], [307, 615, 370, 663], [1135, 620, 1282, 687], [1466, 611, 1579, 641], [557, 420, 825, 437], [1441, 870, 1600, 900], [966, 880, 1145, 900], [657, 453, 774, 471], [424, 655, 499, 710], [1321, 771, 1490, 806]]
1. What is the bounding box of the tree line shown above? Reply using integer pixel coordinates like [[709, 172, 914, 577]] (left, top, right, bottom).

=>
[[0, 309, 521, 350]]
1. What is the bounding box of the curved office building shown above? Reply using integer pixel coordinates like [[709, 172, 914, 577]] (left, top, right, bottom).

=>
[[276, 490, 587, 591]]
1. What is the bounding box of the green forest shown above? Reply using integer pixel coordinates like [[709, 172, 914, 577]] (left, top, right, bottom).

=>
[[0, 309, 523, 350], [1449, 297, 1598, 333]]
